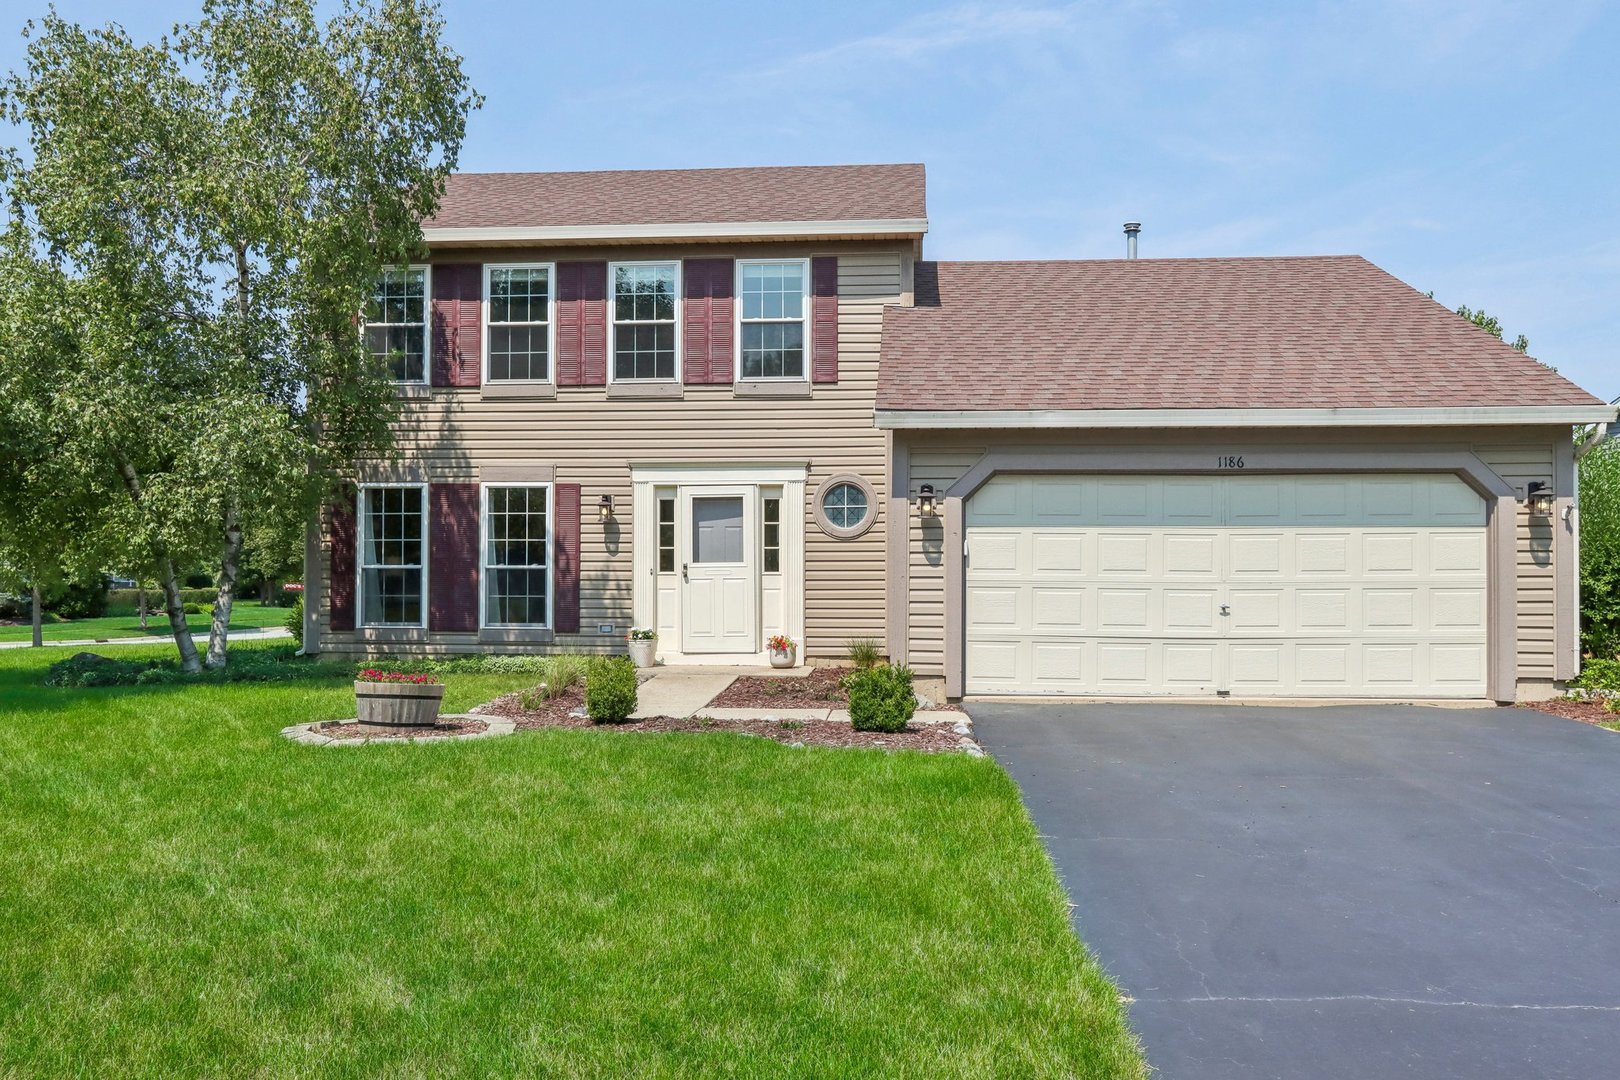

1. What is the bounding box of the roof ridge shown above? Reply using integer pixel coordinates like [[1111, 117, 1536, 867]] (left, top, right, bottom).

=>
[[445, 162, 925, 181]]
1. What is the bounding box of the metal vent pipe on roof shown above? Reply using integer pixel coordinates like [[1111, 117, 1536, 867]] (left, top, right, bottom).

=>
[[1123, 222, 1142, 259]]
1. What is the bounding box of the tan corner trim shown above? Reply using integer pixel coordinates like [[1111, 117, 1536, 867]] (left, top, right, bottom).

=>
[[938, 446, 1521, 704], [479, 464, 556, 484], [885, 432, 910, 664], [1554, 437, 1577, 681]]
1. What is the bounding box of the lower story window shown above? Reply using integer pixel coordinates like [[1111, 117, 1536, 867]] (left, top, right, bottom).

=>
[[485, 485, 550, 626], [360, 486, 425, 626]]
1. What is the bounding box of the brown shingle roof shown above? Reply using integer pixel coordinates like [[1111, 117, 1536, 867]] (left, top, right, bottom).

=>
[[424, 163, 926, 230], [878, 256, 1603, 412]]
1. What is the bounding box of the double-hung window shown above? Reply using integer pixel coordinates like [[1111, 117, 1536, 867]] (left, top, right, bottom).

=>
[[483, 485, 550, 627], [738, 259, 808, 380], [610, 262, 679, 381], [486, 264, 553, 382], [365, 267, 428, 383], [359, 485, 426, 626]]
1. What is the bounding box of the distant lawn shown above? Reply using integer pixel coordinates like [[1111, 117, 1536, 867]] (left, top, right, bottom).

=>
[[0, 644, 1143, 1078], [0, 601, 289, 643]]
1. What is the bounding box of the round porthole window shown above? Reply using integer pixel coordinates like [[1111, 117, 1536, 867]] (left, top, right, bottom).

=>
[[815, 474, 875, 538]]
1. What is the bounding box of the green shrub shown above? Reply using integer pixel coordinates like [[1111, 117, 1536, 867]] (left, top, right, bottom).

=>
[[1580, 439, 1620, 658], [585, 657, 638, 723], [285, 596, 304, 647], [106, 588, 218, 616], [845, 663, 916, 733], [44, 646, 334, 689], [846, 637, 883, 670], [48, 575, 110, 619], [45, 652, 163, 688], [1571, 658, 1620, 694], [182, 602, 205, 615]]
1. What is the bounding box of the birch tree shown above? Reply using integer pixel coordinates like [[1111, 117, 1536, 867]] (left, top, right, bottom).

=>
[[1, 0, 477, 670]]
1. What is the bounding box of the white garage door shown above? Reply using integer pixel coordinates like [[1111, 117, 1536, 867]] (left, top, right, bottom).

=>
[[964, 474, 1489, 697]]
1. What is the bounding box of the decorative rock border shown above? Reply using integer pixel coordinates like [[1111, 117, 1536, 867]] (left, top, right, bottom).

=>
[[280, 714, 516, 747]]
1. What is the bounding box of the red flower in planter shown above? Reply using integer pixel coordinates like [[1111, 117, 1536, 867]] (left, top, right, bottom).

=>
[[357, 669, 442, 685]]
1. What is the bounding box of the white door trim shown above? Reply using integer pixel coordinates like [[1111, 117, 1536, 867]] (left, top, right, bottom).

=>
[[631, 463, 807, 664]]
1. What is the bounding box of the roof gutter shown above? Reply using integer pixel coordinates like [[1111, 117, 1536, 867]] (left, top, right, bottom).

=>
[[1575, 398, 1620, 459], [422, 217, 929, 245], [874, 405, 1620, 430]]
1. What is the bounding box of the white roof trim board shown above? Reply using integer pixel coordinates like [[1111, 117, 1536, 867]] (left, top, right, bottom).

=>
[[874, 405, 1620, 429], [423, 218, 930, 244]]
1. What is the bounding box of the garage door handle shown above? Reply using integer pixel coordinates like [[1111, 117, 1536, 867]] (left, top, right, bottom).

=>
[[1219, 604, 1231, 616]]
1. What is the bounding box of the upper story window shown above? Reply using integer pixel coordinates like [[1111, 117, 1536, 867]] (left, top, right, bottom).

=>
[[610, 262, 679, 381], [365, 267, 428, 383], [738, 259, 808, 380], [359, 485, 426, 626], [486, 264, 553, 382]]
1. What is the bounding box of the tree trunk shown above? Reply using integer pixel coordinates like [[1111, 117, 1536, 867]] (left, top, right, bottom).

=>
[[115, 452, 201, 672], [205, 506, 243, 669], [138, 583, 148, 631], [30, 582, 42, 648]]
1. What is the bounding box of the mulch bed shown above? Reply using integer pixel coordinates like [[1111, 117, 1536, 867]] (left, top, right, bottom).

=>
[[1520, 699, 1619, 730], [705, 666, 962, 712], [315, 718, 489, 741], [475, 684, 972, 753]]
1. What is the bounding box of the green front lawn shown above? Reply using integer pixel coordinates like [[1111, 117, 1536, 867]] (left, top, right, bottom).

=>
[[0, 601, 289, 642], [0, 644, 1143, 1078]]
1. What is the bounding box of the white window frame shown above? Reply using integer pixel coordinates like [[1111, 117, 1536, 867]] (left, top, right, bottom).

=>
[[357, 482, 430, 628], [735, 257, 811, 382], [482, 262, 556, 385], [364, 265, 431, 385], [607, 259, 682, 383], [479, 482, 554, 629]]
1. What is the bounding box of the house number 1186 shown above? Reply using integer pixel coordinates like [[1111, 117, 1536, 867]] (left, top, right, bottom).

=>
[[1216, 455, 1245, 469]]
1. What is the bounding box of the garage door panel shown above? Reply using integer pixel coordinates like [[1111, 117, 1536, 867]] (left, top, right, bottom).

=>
[[965, 473, 1489, 697]]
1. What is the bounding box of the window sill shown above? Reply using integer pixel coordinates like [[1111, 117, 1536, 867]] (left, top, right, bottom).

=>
[[481, 382, 557, 401], [393, 383, 433, 400], [733, 379, 812, 399], [352, 626, 432, 643], [606, 382, 684, 401], [478, 627, 556, 645]]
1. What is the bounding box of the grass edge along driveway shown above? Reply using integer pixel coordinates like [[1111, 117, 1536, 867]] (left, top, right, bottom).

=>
[[0, 644, 1144, 1079]]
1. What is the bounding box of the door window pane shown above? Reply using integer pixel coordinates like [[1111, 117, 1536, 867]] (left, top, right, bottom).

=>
[[762, 497, 781, 572], [691, 497, 744, 564], [658, 497, 676, 573]]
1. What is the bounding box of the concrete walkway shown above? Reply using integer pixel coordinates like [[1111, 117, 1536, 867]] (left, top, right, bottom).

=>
[[630, 668, 741, 719], [0, 626, 292, 650]]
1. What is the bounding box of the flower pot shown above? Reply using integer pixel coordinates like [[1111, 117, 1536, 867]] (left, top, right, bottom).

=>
[[628, 638, 657, 669], [769, 645, 796, 669], [355, 680, 445, 733]]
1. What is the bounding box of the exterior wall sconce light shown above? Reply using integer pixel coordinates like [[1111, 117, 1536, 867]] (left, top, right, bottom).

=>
[[918, 483, 938, 516], [597, 493, 614, 523], [1526, 481, 1555, 517]]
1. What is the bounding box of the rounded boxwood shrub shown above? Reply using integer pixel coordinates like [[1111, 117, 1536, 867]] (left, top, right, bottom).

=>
[[846, 663, 916, 733], [585, 656, 638, 723], [285, 595, 304, 647]]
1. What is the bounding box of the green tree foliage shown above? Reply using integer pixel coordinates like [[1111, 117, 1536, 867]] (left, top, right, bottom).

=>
[[1581, 437, 1620, 659], [0, 0, 478, 670], [1455, 304, 1530, 353]]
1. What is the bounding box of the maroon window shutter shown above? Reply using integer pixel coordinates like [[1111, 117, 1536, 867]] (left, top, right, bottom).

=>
[[683, 257, 734, 384], [556, 262, 583, 386], [428, 483, 480, 632], [580, 262, 608, 387], [431, 264, 482, 387], [553, 483, 581, 633], [811, 256, 838, 383], [328, 488, 357, 632]]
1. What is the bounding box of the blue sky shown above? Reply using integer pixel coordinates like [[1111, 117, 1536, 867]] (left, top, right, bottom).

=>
[[3, 1, 1615, 398]]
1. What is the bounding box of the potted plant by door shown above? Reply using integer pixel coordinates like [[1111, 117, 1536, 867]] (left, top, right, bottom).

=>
[[766, 633, 797, 669], [627, 628, 658, 669], [354, 669, 445, 733]]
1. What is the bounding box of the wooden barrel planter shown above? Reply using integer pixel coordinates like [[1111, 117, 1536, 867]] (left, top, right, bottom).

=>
[[355, 679, 446, 733]]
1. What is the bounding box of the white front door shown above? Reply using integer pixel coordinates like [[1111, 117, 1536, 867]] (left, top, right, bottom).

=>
[[680, 488, 758, 654]]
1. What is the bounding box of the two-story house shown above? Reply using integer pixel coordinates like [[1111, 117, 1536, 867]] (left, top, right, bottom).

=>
[[303, 162, 1617, 704]]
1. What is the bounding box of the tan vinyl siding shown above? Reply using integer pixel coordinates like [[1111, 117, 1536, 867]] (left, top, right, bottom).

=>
[[318, 242, 903, 659], [897, 426, 1572, 687], [1475, 441, 1557, 679]]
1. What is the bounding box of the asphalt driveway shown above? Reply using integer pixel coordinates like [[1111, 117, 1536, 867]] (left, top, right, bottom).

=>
[[968, 702, 1620, 1080]]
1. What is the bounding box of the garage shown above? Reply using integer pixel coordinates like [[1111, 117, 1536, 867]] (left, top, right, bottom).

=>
[[964, 473, 1490, 697]]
